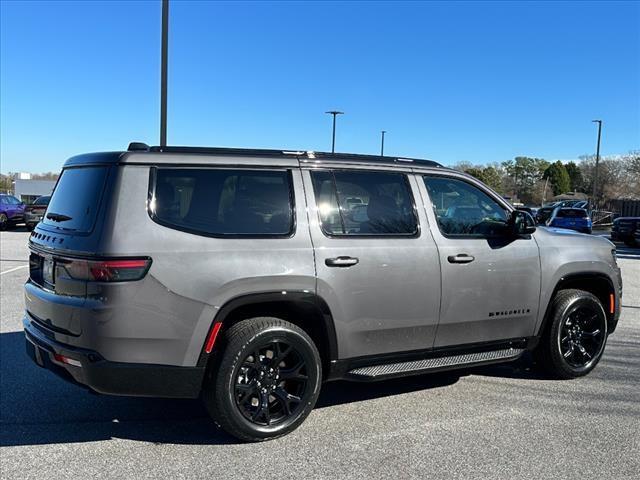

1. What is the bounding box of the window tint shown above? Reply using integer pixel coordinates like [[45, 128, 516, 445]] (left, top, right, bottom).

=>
[[34, 196, 51, 206], [423, 176, 508, 236], [311, 170, 417, 236], [152, 168, 293, 236], [41, 166, 110, 233]]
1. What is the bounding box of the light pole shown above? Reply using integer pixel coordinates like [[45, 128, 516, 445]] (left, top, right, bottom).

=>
[[325, 111, 344, 153], [160, 0, 169, 147], [591, 119, 602, 210], [380, 130, 386, 156]]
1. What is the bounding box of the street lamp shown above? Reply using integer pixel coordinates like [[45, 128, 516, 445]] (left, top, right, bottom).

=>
[[380, 130, 386, 156], [160, 0, 169, 147], [591, 119, 603, 210], [325, 111, 344, 153]]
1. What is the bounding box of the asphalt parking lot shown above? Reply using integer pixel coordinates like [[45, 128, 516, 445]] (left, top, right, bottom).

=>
[[1, 228, 639, 479]]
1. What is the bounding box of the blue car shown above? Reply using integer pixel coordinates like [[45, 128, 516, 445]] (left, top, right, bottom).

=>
[[547, 207, 592, 234]]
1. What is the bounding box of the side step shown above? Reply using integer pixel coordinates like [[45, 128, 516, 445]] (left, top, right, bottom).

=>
[[347, 347, 524, 380]]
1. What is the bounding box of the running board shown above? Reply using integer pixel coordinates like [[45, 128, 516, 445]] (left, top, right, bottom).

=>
[[346, 347, 524, 380]]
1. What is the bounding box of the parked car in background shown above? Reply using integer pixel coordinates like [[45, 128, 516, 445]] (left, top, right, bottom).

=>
[[611, 217, 640, 246], [547, 207, 592, 234], [24, 195, 51, 231], [536, 203, 559, 224], [633, 226, 640, 247], [0, 194, 26, 230]]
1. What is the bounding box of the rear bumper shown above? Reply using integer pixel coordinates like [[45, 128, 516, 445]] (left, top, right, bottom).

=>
[[24, 316, 205, 398]]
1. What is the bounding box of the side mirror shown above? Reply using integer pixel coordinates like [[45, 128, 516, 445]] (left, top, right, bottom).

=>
[[509, 210, 536, 236]]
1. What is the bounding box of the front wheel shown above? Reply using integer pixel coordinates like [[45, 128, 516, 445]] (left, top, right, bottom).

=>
[[536, 289, 608, 379], [203, 317, 322, 442]]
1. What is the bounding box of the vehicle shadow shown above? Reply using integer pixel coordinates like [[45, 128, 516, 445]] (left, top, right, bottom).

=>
[[1, 330, 461, 447]]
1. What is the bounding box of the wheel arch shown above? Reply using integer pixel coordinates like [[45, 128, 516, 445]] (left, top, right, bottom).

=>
[[197, 291, 339, 376], [539, 272, 619, 338]]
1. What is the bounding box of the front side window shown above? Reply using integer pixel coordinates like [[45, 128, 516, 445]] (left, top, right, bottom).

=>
[[152, 168, 294, 236], [423, 176, 508, 236], [311, 170, 418, 236]]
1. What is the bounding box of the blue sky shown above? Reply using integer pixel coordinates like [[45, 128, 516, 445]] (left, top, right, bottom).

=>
[[1, 0, 639, 173]]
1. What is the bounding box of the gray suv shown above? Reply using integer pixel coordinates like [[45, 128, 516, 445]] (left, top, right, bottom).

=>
[[24, 144, 622, 441]]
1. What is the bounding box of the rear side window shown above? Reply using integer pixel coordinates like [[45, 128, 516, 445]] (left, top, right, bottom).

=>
[[151, 168, 294, 237], [41, 166, 110, 233], [310, 170, 418, 236]]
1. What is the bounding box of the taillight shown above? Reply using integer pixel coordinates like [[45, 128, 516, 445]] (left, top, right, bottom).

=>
[[62, 258, 152, 282]]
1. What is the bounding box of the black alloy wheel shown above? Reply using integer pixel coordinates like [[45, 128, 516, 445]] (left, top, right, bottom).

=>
[[203, 317, 322, 442], [536, 289, 608, 379], [234, 340, 308, 426], [558, 303, 606, 371]]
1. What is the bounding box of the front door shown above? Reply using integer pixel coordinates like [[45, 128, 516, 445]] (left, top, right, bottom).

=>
[[418, 174, 541, 348], [302, 168, 442, 359]]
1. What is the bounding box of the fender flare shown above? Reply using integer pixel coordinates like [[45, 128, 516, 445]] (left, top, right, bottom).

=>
[[196, 291, 339, 367]]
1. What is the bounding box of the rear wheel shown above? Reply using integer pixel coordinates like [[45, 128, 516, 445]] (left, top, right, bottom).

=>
[[203, 317, 322, 442], [536, 289, 607, 379]]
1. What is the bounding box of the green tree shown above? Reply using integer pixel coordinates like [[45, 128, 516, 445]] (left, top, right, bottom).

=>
[[564, 161, 584, 192], [502, 157, 549, 203], [460, 165, 504, 194], [543, 161, 571, 195], [464, 167, 487, 183], [481, 165, 503, 193]]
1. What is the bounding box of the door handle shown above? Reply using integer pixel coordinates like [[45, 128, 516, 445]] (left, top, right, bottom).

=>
[[447, 254, 475, 264], [325, 256, 359, 268]]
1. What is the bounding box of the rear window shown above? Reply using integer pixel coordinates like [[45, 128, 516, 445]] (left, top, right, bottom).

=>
[[41, 166, 110, 233], [151, 168, 294, 237], [556, 209, 587, 218]]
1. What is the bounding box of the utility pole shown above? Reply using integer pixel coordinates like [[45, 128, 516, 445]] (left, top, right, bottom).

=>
[[380, 130, 386, 156], [591, 119, 603, 210], [325, 111, 344, 153], [160, 0, 169, 147]]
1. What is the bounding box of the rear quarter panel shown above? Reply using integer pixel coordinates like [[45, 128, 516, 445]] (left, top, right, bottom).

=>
[[94, 164, 315, 366]]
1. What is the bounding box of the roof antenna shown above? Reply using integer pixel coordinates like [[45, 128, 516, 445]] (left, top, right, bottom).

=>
[[128, 142, 150, 152]]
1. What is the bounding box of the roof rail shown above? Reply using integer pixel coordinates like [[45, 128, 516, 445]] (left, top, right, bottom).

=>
[[126, 142, 442, 168]]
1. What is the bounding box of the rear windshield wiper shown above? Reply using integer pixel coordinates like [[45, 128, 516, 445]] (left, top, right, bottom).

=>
[[46, 212, 72, 222]]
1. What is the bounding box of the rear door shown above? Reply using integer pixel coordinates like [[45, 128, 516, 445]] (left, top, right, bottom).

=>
[[417, 173, 541, 348], [302, 167, 441, 359]]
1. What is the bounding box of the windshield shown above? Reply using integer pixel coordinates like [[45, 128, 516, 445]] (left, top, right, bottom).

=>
[[2, 195, 21, 205], [41, 166, 110, 232]]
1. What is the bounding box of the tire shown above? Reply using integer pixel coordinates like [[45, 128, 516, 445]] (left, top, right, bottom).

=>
[[0, 213, 7, 231], [535, 289, 608, 379], [203, 317, 322, 442]]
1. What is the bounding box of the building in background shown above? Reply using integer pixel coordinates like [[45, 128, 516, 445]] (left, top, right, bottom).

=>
[[13, 173, 56, 203]]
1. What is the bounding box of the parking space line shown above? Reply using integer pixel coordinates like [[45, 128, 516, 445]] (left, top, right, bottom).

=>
[[0, 265, 28, 275]]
